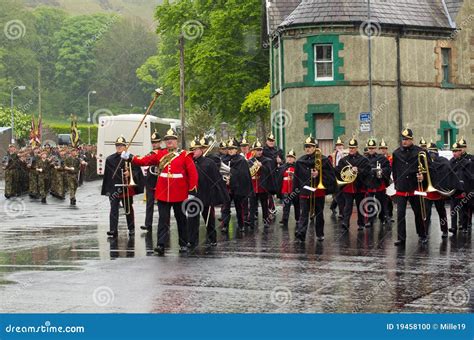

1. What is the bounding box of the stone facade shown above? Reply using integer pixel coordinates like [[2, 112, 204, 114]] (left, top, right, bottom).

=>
[[268, 1, 473, 155]]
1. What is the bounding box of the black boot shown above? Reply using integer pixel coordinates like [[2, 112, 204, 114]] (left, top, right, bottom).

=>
[[154, 245, 165, 256], [107, 231, 118, 238], [41, 197, 46, 204]]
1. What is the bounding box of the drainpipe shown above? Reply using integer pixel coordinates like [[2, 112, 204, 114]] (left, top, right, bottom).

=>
[[396, 30, 403, 141], [278, 33, 284, 151]]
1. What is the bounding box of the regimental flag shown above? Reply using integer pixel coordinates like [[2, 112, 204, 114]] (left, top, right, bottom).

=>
[[37, 112, 42, 145], [29, 114, 37, 147], [70, 114, 80, 147]]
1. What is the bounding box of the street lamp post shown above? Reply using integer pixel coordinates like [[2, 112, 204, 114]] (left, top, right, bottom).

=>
[[10, 85, 26, 144], [87, 90, 97, 145]]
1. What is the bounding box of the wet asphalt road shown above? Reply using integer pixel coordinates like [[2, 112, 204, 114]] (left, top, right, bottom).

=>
[[0, 180, 472, 313]]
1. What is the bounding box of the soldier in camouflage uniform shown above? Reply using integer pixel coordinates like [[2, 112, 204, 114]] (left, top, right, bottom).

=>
[[52, 149, 67, 199], [36, 150, 51, 203], [64, 148, 81, 205], [27, 148, 40, 199], [3, 144, 20, 198]]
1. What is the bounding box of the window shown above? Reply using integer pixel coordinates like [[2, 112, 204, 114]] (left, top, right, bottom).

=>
[[314, 44, 333, 81], [443, 129, 451, 149], [441, 48, 451, 83]]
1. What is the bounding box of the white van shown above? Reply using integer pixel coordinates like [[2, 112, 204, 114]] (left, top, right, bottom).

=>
[[96, 114, 180, 175]]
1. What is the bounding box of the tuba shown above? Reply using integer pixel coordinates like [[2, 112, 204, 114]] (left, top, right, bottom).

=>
[[337, 160, 357, 186]]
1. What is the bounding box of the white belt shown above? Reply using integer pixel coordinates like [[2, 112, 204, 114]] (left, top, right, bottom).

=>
[[283, 177, 292, 180], [160, 173, 184, 179]]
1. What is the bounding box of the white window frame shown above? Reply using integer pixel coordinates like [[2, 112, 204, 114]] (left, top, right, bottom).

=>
[[314, 44, 334, 81]]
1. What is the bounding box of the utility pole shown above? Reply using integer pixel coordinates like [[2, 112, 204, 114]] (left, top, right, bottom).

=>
[[38, 66, 42, 143], [367, 0, 373, 134], [179, 35, 186, 148]]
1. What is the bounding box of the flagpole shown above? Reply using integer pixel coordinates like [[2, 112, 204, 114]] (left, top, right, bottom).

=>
[[38, 66, 42, 145]]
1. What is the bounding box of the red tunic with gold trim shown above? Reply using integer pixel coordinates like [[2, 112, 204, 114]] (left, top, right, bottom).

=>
[[132, 149, 198, 202], [281, 165, 295, 194], [252, 168, 266, 194]]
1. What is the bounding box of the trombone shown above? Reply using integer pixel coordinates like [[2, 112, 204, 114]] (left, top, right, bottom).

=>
[[417, 151, 455, 221], [117, 161, 137, 215], [309, 148, 325, 218]]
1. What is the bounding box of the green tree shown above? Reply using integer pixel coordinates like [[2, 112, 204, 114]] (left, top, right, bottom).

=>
[[240, 83, 270, 138], [0, 106, 31, 140], [0, 0, 38, 105], [138, 0, 269, 125], [53, 13, 117, 115], [92, 17, 157, 113]]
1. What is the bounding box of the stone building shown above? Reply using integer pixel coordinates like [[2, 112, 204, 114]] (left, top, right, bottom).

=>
[[264, 0, 473, 155]]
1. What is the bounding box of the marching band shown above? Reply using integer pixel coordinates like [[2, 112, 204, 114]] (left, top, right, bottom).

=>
[[3, 127, 473, 255]]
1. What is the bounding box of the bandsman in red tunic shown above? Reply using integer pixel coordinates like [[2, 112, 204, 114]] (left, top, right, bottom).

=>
[[122, 128, 198, 256], [277, 149, 300, 227]]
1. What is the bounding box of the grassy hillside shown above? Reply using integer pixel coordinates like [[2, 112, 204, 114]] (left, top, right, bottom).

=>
[[24, 0, 162, 27]]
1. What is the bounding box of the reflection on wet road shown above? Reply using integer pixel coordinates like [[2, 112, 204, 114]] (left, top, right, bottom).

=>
[[0, 181, 472, 313]]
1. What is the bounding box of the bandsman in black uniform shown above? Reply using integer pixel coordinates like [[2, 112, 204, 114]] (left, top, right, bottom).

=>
[[221, 138, 253, 233], [277, 149, 300, 227], [424, 142, 454, 238], [365, 137, 391, 226], [248, 139, 275, 229], [449, 139, 473, 234], [329, 137, 346, 218], [457, 137, 473, 229], [101, 136, 144, 238], [262, 133, 283, 218], [378, 139, 394, 222], [392, 128, 427, 245], [188, 137, 230, 248], [141, 130, 161, 232], [419, 137, 428, 150], [294, 135, 336, 241], [335, 136, 371, 230]]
